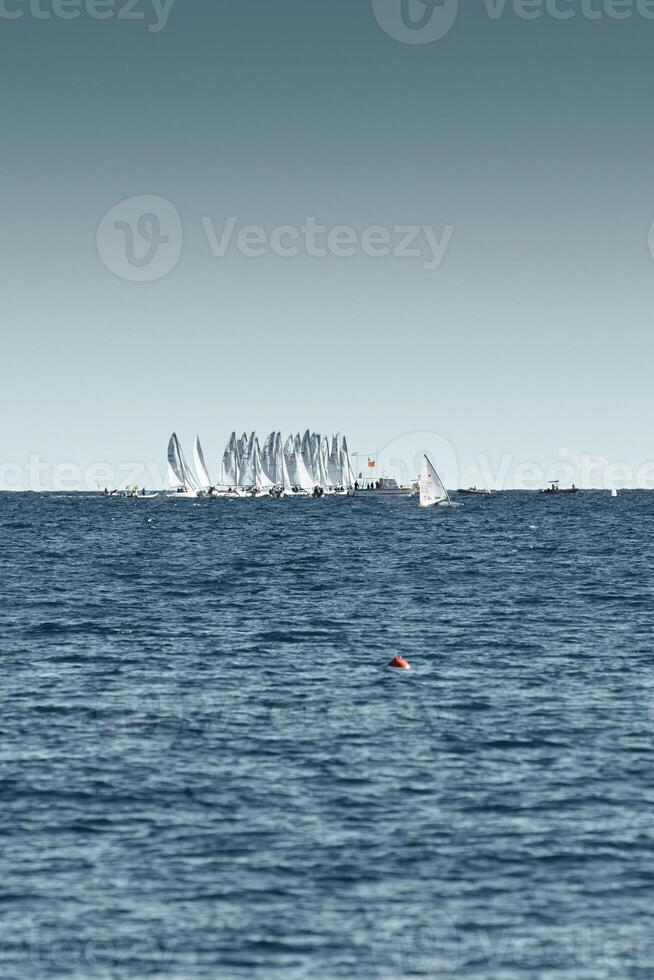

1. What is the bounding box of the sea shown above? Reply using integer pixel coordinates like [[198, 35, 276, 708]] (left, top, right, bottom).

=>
[[1, 490, 653, 979]]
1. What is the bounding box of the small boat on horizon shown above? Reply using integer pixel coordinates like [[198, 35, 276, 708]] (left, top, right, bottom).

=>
[[457, 486, 491, 496], [543, 481, 578, 495]]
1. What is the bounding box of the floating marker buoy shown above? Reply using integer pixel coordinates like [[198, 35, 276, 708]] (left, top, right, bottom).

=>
[[388, 655, 410, 670]]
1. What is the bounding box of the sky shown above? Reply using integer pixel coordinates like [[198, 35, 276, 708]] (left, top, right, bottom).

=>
[[2, 0, 654, 489]]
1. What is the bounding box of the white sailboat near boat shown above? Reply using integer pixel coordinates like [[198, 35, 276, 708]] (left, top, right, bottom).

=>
[[167, 433, 202, 498], [419, 455, 452, 508], [193, 436, 217, 495]]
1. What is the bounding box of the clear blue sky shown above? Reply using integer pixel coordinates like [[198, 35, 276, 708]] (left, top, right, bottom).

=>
[[2, 1, 654, 488]]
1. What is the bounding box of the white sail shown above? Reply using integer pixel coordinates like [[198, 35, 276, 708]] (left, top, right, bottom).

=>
[[167, 433, 201, 493], [276, 432, 292, 492], [167, 433, 185, 488], [252, 436, 274, 489], [308, 432, 327, 487], [419, 455, 450, 508], [261, 432, 279, 485], [301, 430, 317, 483], [193, 436, 213, 491], [237, 432, 248, 462], [297, 453, 315, 491], [284, 435, 298, 486], [328, 434, 343, 487], [611, 487, 618, 497], [291, 433, 315, 490], [221, 432, 239, 487], [310, 432, 321, 472], [238, 432, 257, 487], [320, 436, 332, 488], [341, 436, 356, 489]]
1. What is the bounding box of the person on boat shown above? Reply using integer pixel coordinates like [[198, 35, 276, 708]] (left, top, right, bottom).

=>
[[354, 480, 359, 491], [141, 487, 146, 496]]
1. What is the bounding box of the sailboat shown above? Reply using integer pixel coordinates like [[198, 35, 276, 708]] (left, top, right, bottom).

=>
[[220, 432, 242, 495], [290, 434, 315, 494], [419, 455, 451, 508], [167, 433, 202, 498], [611, 486, 618, 498], [276, 432, 293, 495], [193, 436, 217, 495], [250, 435, 275, 496], [340, 436, 357, 493]]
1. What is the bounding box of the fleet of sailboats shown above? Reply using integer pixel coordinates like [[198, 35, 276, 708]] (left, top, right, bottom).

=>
[[117, 438, 620, 504], [167, 431, 358, 498]]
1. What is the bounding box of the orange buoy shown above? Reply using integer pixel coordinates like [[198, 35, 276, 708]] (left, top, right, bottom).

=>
[[388, 655, 410, 670]]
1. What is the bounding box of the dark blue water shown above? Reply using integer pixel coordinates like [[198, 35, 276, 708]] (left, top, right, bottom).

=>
[[2, 491, 653, 979]]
